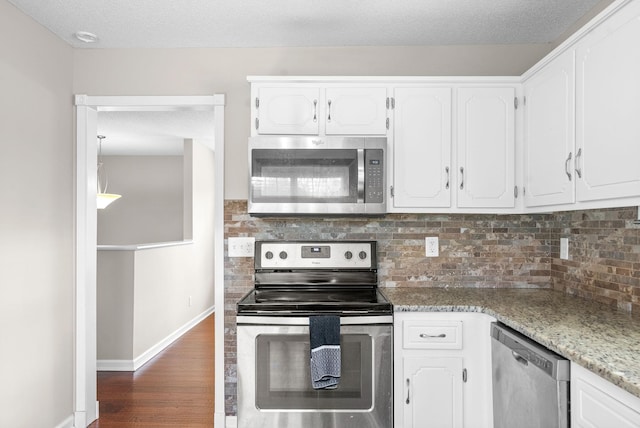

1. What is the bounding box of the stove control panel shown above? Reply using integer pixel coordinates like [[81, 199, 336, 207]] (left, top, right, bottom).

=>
[[256, 241, 376, 269]]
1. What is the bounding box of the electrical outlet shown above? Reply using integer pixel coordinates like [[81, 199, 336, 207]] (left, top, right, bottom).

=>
[[228, 237, 255, 257], [425, 237, 439, 257], [560, 237, 569, 260]]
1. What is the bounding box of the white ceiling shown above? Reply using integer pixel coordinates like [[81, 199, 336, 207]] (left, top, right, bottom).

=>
[[9, 0, 603, 49]]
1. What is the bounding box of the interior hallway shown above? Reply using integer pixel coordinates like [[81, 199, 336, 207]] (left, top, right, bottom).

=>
[[89, 314, 214, 427]]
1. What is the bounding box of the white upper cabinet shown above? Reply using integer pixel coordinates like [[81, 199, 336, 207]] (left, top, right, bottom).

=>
[[575, 0, 640, 201], [456, 87, 516, 209], [324, 87, 388, 135], [389, 85, 517, 213], [253, 85, 387, 136], [523, 50, 576, 207], [392, 87, 452, 208], [255, 87, 320, 135]]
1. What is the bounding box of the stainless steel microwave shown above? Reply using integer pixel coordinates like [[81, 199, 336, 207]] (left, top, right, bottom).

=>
[[249, 136, 386, 215]]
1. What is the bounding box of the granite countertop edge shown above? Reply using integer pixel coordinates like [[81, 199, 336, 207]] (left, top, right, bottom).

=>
[[383, 288, 640, 399]]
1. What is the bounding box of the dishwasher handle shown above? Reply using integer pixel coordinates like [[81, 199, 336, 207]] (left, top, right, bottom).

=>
[[512, 350, 529, 366]]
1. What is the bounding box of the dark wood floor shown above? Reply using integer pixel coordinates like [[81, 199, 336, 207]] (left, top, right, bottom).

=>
[[89, 314, 214, 427]]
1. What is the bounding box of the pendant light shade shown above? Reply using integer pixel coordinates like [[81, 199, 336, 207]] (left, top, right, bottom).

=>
[[97, 135, 122, 209], [97, 193, 122, 209]]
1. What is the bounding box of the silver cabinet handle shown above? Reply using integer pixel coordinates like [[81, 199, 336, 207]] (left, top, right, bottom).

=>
[[445, 166, 450, 190], [406, 378, 410, 404], [459, 167, 464, 190], [419, 333, 446, 338], [313, 99, 318, 122], [575, 148, 583, 178], [565, 152, 573, 181], [327, 99, 332, 122]]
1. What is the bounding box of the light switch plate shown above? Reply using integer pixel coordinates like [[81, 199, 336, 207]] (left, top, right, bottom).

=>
[[228, 237, 255, 257], [425, 237, 439, 257], [560, 237, 569, 260]]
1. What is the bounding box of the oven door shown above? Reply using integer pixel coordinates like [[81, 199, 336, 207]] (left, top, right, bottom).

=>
[[237, 316, 393, 428]]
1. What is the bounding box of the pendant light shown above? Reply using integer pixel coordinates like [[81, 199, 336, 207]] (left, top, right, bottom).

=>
[[97, 135, 122, 209]]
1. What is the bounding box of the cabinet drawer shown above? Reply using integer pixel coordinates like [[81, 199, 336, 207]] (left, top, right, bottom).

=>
[[403, 320, 463, 349]]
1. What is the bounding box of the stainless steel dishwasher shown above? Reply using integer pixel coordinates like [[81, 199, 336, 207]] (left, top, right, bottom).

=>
[[491, 322, 570, 428]]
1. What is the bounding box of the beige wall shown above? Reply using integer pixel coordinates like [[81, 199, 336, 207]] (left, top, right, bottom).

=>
[[97, 155, 184, 245], [133, 141, 215, 357], [0, 0, 74, 427], [72, 44, 553, 199]]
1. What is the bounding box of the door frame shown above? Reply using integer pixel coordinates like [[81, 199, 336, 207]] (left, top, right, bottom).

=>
[[73, 95, 225, 427]]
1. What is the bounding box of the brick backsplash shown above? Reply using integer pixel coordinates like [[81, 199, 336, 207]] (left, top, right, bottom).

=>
[[224, 199, 556, 415], [550, 207, 640, 313]]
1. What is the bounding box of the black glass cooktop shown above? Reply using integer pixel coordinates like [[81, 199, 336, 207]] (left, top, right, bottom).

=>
[[236, 288, 392, 316]]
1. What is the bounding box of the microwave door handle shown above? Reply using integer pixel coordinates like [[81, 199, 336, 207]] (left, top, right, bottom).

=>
[[357, 149, 365, 203]]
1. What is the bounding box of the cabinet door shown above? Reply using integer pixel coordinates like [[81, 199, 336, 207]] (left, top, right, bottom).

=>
[[456, 87, 515, 208], [256, 87, 320, 135], [403, 356, 463, 428], [393, 87, 452, 208], [524, 50, 576, 207], [575, 0, 640, 201], [572, 363, 640, 428], [325, 87, 388, 135]]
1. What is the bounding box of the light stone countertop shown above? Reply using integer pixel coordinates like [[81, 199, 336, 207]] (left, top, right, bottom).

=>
[[381, 287, 640, 399]]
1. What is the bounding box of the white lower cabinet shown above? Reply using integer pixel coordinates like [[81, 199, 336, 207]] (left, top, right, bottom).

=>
[[403, 356, 463, 428], [572, 363, 640, 428], [394, 312, 494, 428]]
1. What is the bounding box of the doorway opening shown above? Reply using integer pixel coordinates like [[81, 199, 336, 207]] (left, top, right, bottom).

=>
[[74, 95, 225, 427]]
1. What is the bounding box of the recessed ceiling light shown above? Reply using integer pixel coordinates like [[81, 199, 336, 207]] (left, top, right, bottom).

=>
[[74, 31, 99, 43]]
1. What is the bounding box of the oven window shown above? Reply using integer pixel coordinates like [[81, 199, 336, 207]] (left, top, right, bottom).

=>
[[251, 149, 358, 203], [255, 334, 373, 410]]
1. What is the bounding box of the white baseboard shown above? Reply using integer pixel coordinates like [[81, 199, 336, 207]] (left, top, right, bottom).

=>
[[96, 359, 134, 371], [226, 415, 238, 428], [97, 306, 214, 371], [54, 415, 74, 428]]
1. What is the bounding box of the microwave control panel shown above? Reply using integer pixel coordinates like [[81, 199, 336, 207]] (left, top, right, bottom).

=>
[[365, 149, 384, 203]]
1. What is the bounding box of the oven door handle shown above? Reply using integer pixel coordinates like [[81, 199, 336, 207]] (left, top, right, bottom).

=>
[[237, 315, 393, 326], [357, 148, 365, 203]]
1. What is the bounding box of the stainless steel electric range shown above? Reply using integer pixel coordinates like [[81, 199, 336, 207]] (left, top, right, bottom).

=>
[[236, 240, 393, 428]]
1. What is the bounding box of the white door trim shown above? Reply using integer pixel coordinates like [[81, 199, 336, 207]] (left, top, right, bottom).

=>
[[73, 95, 225, 427]]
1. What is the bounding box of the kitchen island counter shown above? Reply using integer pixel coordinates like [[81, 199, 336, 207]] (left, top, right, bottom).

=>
[[382, 287, 640, 399]]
